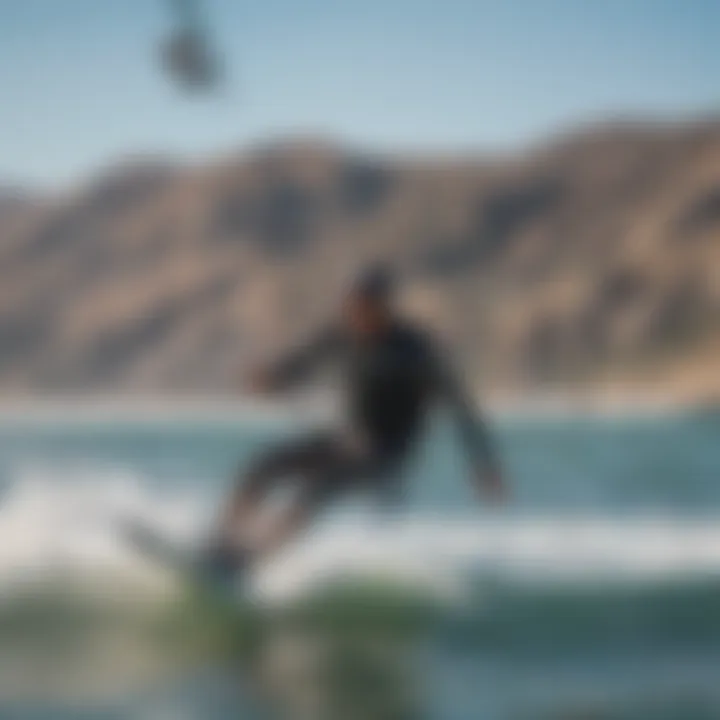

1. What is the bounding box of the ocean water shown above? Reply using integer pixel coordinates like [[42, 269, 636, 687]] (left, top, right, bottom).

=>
[[0, 408, 719, 719]]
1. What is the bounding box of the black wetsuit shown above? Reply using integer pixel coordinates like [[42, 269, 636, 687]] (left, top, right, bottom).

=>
[[241, 320, 498, 506]]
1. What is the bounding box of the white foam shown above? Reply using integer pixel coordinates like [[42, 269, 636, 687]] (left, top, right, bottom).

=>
[[255, 513, 720, 602], [0, 465, 207, 595], [1, 468, 720, 604]]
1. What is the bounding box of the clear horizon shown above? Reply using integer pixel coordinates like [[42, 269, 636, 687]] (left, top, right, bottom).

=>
[[2, 0, 719, 186]]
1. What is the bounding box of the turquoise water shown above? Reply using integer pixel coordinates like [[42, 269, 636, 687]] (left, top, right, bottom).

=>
[[0, 410, 719, 719]]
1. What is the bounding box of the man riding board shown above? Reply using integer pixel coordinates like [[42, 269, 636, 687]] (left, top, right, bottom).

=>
[[207, 267, 506, 579]]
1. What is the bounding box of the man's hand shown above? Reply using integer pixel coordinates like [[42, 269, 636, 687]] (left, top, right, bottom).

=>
[[477, 467, 508, 505]]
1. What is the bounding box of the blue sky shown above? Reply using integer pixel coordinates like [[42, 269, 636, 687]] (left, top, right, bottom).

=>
[[1, 0, 719, 185]]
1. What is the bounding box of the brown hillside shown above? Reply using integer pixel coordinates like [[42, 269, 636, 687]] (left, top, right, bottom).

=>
[[1, 120, 719, 400]]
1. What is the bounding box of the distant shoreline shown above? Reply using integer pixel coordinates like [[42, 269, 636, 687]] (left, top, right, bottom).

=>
[[0, 392, 710, 425]]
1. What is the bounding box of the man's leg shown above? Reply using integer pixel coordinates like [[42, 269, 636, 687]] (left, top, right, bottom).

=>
[[249, 482, 327, 562], [210, 434, 341, 564], [219, 442, 310, 544], [249, 449, 390, 562]]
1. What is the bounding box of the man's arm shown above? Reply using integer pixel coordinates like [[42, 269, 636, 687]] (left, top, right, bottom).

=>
[[249, 325, 340, 393], [430, 347, 506, 502]]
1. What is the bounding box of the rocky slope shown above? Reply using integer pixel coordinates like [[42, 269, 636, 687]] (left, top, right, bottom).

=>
[[1, 120, 719, 401]]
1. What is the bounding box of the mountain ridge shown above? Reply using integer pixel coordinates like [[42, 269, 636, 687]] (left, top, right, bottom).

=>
[[1, 118, 719, 403]]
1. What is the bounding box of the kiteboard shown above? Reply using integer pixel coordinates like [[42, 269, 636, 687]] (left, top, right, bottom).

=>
[[119, 517, 247, 599]]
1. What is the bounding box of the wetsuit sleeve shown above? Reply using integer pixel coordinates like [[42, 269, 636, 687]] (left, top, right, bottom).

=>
[[266, 325, 341, 390], [429, 345, 500, 475]]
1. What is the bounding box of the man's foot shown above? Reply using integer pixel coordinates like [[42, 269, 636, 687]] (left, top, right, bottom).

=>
[[199, 541, 251, 593]]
